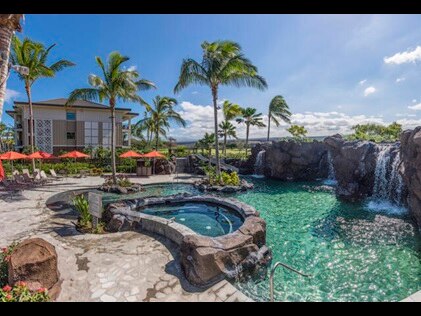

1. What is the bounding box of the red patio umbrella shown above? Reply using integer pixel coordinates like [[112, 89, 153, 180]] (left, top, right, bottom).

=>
[[27, 150, 56, 159], [142, 150, 166, 175], [58, 150, 90, 159], [119, 150, 144, 174], [119, 150, 144, 158], [0, 151, 29, 174], [0, 151, 28, 160], [142, 150, 166, 159]]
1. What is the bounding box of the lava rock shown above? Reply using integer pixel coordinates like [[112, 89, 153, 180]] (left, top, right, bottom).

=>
[[8, 238, 61, 300]]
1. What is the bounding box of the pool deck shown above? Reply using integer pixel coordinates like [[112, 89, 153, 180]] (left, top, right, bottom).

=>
[[0, 174, 253, 302]]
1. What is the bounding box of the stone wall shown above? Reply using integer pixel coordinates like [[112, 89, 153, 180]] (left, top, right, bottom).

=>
[[104, 194, 271, 287], [243, 140, 329, 180], [324, 134, 378, 202], [400, 127, 421, 227]]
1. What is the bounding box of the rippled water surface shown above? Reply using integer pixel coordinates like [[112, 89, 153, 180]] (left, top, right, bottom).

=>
[[234, 178, 421, 302], [101, 178, 421, 301]]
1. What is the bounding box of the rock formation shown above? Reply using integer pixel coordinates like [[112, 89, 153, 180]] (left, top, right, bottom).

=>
[[400, 127, 421, 227], [324, 134, 378, 201], [8, 238, 61, 300]]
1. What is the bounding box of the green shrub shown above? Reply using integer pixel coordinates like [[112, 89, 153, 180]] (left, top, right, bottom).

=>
[[203, 166, 240, 186], [72, 195, 92, 227], [1, 244, 16, 287]]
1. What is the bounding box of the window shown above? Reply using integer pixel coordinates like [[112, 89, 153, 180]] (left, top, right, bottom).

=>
[[67, 132, 76, 140], [66, 111, 76, 121], [84, 122, 98, 146], [102, 122, 111, 147]]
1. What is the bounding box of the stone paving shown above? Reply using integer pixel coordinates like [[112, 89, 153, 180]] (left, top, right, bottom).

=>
[[0, 174, 253, 302]]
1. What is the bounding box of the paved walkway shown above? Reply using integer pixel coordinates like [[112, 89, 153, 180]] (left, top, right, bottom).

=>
[[0, 174, 252, 302]]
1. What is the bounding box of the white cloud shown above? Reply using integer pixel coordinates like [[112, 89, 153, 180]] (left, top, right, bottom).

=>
[[408, 102, 421, 110], [384, 46, 421, 64], [5, 89, 19, 103], [412, 99, 417, 103], [396, 113, 417, 117], [127, 65, 137, 71], [359, 79, 367, 85], [364, 86, 376, 96], [396, 77, 405, 83], [169, 101, 421, 141], [191, 91, 199, 95]]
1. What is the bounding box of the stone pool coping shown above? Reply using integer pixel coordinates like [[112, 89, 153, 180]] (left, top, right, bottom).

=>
[[104, 194, 270, 287]]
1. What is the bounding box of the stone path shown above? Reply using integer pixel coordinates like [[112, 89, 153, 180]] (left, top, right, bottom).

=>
[[0, 174, 252, 302]]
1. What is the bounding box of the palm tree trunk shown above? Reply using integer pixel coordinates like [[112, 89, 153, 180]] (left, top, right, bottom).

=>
[[110, 100, 117, 185], [0, 25, 13, 122], [267, 112, 271, 141], [212, 87, 221, 175], [245, 123, 250, 156], [25, 83, 36, 171], [155, 131, 159, 150], [223, 133, 227, 156]]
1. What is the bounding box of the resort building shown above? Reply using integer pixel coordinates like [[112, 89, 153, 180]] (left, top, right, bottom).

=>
[[6, 98, 138, 155]]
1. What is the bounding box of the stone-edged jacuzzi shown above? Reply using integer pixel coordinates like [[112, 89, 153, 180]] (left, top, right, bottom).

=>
[[103, 194, 271, 287]]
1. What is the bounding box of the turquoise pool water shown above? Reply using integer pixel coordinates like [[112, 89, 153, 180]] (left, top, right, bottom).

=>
[[101, 179, 421, 301], [142, 202, 244, 237], [234, 177, 421, 302]]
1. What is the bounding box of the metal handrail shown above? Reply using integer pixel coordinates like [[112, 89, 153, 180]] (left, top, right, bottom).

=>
[[269, 261, 312, 302]]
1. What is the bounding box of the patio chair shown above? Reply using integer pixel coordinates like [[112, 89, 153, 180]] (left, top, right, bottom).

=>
[[22, 169, 32, 178], [40, 170, 54, 182], [33, 171, 48, 185], [0, 179, 24, 197], [14, 174, 34, 187], [74, 170, 88, 178], [12, 170, 20, 176], [50, 169, 64, 180]]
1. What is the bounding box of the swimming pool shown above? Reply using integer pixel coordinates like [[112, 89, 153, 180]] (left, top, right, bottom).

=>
[[100, 178, 421, 301], [140, 201, 244, 237]]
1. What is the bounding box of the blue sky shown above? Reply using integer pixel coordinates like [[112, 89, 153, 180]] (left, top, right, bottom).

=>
[[5, 14, 421, 140]]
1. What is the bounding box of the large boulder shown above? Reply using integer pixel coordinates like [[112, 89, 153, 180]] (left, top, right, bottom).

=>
[[400, 127, 421, 227], [8, 238, 61, 300], [251, 140, 328, 180], [324, 135, 378, 201]]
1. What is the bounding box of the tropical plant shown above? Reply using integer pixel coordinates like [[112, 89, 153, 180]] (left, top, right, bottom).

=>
[[72, 195, 92, 227], [267, 95, 291, 141], [218, 120, 237, 156], [0, 14, 23, 119], [348, 122, 402, 143], [236, 107, 266, 155], [10, 36, 75, 170], [66, 51, 155, 184], [134, 96, 185, 150], [0, 123, 14, 151], [0, 281, 49, 302], [287, 124, 308, 138], [174, 40, 267, 175]]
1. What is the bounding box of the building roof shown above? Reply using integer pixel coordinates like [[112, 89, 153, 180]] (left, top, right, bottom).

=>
[[8, 98, 138, 119], [13, 98, 135, 112]]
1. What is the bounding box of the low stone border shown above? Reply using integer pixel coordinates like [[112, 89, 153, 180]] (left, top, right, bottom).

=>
[[104, 193, 271, 287], [194, 179, 254, 193]]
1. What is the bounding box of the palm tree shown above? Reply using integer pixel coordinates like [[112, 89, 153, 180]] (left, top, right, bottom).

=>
[[66, 51, 155, 184], [174, 40, 267, 175], [11, 36, 75, 170], [0, 14, 23, 120], [0, 122, 13, 151], [218, 120, 237, 156], [135, 96, 186, 151], [199, 132, 215, 168], [236, 107, 266, 155], [267, 95, 291, 141]]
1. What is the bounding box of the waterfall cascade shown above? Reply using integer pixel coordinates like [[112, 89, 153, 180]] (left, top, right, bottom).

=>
[[369, 144, 405, 213], [324, 150, 337, 185], [253, 150, 266, 178]]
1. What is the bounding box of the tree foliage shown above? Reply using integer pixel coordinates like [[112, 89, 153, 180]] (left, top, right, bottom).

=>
[[348, 122, 402, 142]]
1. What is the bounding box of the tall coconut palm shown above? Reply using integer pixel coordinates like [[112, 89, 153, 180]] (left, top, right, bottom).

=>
[[267, 95, 291, 141], [200, 132, 215, 168], [135, 96, 186, 151], [0, 14, 23, 121], [174, 40, 267, 175], [236, 107, 266, 155], [11, 36, 74, 170], [66, 51, 155, 184], [218, 120, 237, 156]]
